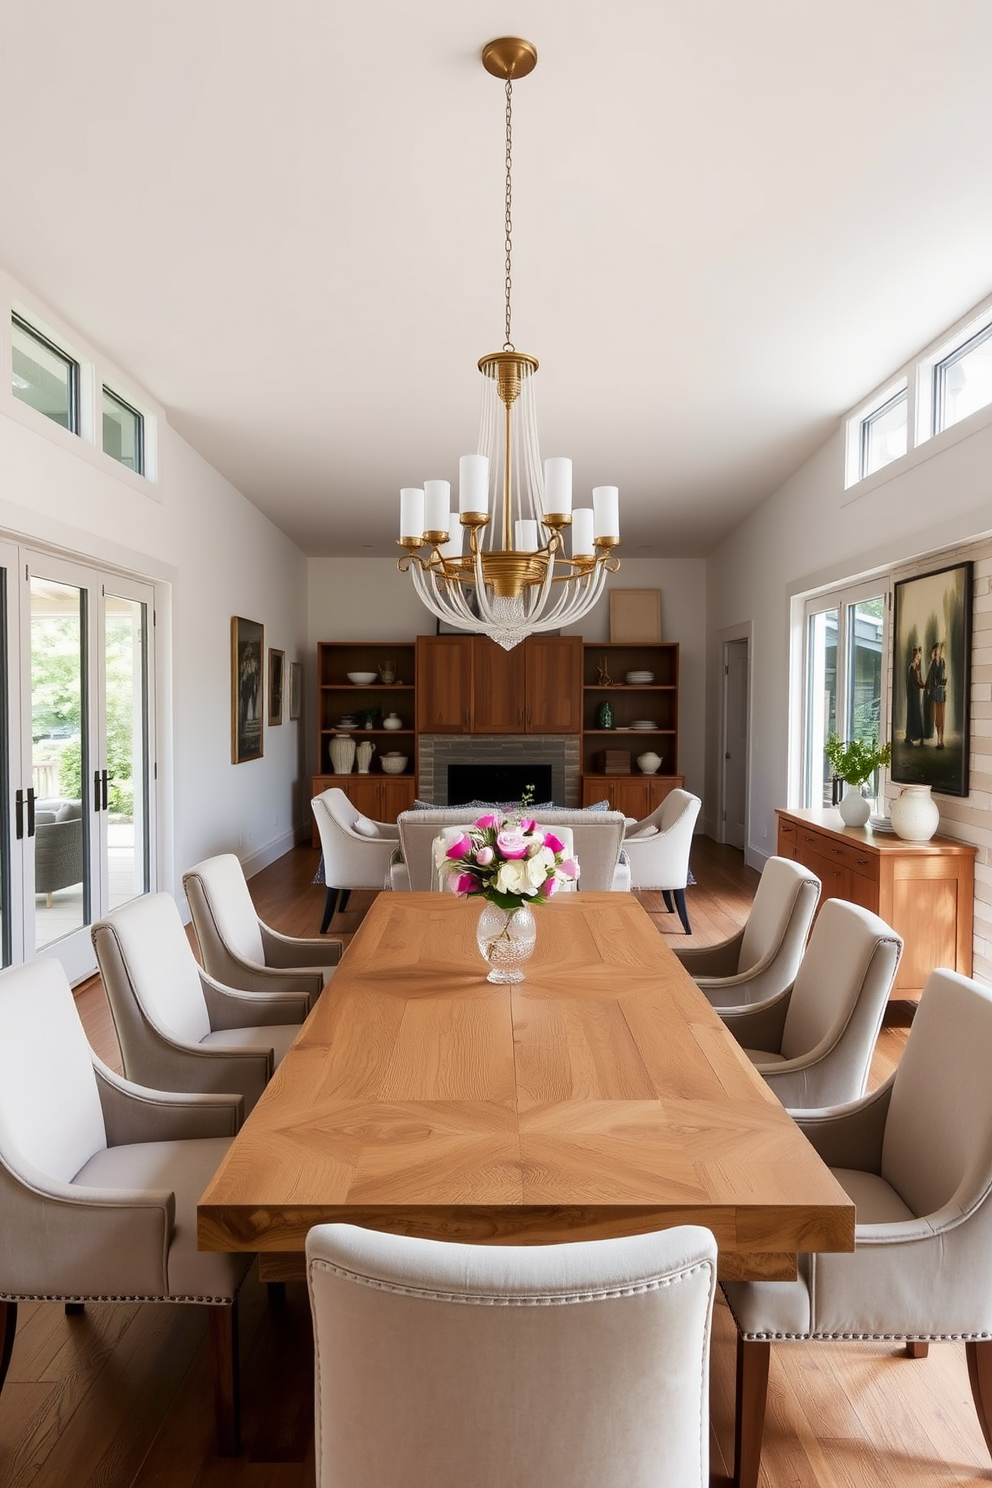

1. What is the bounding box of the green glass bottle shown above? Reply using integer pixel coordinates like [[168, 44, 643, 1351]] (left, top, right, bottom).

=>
[[597, 699, 614, 729]]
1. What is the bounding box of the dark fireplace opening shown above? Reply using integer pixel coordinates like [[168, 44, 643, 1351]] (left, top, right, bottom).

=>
[[448, 763, 554, 807]]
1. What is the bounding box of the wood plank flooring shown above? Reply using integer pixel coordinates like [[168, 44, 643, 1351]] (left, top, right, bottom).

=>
[[0, 839, 983, 1487]]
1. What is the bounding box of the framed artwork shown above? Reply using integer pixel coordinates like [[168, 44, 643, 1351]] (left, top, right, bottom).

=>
[[289, 661, 302, 721], [890, 560, 972, 797], [268, 648, 285, 726], [231, 617, 264, 763], [609, 588, 662, 643]]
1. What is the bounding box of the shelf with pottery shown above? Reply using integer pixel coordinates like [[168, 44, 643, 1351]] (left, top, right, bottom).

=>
[[775, 805, 976, 1001], [580, 641, 681, 814]]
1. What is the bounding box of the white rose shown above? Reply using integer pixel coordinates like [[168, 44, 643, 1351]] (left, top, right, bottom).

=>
[[524, 853, 550, 889], [495, 859, 534, 896]]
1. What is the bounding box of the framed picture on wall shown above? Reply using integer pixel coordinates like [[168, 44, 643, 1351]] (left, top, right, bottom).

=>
[[890, 560, 972, 797], [268, 648, 285, 725], [231, 616, 264, 763], [289, 661, 302, 720]]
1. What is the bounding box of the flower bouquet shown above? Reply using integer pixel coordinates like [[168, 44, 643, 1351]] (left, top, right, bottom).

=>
[[434, 811, 580, 982]]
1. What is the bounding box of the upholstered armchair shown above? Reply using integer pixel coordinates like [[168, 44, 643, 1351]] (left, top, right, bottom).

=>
[[0, 957, 250, 1455], [311, 787, 399, 931], [724, 968, 992, 1488], [674, 856, 820, 1008], [183, 852, 340, 994], [92, 892, 310, 1113], [34, 797, 83, 905], [718, 898, 901, 1108], [622, 788, 701, 932], [307, 1222, 718, 1488]]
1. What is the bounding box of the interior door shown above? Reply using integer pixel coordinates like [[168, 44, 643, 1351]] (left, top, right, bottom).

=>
[[722, 637, 748, 850]]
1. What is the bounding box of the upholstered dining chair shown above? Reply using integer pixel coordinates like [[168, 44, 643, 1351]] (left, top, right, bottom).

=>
[[0, 956, 250, 1455], [718, 898, 902, 1109], [724, 968, 992, 1488], [623, 788, 701, 932], [306, 1221, 718, 1488], [93, 892, 310, 1113], [183, 852, 340, 994], [311, 787, 399, 931], [674, 855, 821, 1009]]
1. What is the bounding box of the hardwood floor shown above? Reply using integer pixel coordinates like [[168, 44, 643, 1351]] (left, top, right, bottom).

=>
[[0, 840, 983, 1487]]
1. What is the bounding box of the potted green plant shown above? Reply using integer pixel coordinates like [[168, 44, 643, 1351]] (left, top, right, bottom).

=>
[[824, 734, 891, 826]]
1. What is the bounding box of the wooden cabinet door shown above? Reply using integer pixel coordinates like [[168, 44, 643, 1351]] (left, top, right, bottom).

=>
[[416, 636, 473, 733], [472, 638, 527, 732], [377, 776, 416, 822], [526, 636, 583, 733], [583, 776, 649, 816]]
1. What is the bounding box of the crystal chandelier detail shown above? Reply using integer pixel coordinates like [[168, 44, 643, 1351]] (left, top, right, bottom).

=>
[[397, 37, 621, 651]]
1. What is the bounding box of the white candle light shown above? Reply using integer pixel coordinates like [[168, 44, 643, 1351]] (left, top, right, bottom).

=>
[[400, 487, 425, 541], [592, 485, 620, 539], [439, 516, 465, 560], [514, 519, 539, 551], [459, 454, 490, 516], [571, 508, 594, 557], [424, 480, 451, 535], [543, 457, 573, 517]]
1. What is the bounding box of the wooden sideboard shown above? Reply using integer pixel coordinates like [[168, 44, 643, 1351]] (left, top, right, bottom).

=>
[[776, 807, 976, 1001]]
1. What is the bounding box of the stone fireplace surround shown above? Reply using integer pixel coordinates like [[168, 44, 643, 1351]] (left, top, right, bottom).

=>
[[417, 735, 581, 807]]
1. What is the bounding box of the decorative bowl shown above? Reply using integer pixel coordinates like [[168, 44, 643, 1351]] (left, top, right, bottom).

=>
[[381, 753, 409, 774], [347, 671, 377, 685]]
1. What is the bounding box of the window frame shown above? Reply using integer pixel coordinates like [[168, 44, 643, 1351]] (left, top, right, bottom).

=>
[[932, 318, 992, 438], [101, 384, 145, 475], [859, 385, 908, 481], [10, 312, 80, 435]]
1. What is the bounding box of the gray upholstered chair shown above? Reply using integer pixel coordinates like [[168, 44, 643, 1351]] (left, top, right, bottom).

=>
[[674, 855, 821, 1009], [183, 852, 341, 993], [306, 1222, 718, 1488], [311, 786, 399, 931], [718, 898, 901, 1108], [0, 956, 249, 1455], [34, 797, 83, 906], [724, 968, 992, 1488], [623, 788, 701, 932], [92, 892, 310, 1113]]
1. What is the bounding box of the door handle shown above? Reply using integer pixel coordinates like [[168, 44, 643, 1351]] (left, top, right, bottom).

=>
[[26, 787, 35, 838], [15, 788, 23, 840], [94, 770, 102, 812], [101, 770, 109, 811]]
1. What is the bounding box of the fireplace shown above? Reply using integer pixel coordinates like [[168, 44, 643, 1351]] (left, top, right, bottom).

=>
[[418, 734, 580, 806], [448, 763, 554, 806]]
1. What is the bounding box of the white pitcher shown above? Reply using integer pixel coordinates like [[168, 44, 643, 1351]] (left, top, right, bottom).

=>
[[356, 739, 376, 775]]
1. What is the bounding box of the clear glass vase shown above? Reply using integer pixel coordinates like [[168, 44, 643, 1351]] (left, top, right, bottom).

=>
[[476, 901, 537, 983]]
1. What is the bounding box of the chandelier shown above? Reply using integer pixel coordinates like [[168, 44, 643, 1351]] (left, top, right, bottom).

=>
[[397, 36, 621, 651]]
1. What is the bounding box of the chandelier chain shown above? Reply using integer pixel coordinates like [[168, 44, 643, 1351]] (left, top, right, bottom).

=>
[[503, 78, 514, 352]]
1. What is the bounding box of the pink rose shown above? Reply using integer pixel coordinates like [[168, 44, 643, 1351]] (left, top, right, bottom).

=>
[[558, 857, 579, 881], [538, 875, 560, 899], [445, 833, 472, 860], [542, 831, 565, 854], [450, 872, 479, 896], [519, 817, 537, 834], [495, 829, 529, 859], [475, 845, 494, 866], [474, 812, 503, 830]]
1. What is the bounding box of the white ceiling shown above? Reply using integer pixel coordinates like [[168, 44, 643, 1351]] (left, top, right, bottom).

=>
[[3, 1, 992, 558]]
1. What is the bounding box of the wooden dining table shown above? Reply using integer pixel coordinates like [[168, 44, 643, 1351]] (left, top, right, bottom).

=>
[[197, 892, 854, 1282]]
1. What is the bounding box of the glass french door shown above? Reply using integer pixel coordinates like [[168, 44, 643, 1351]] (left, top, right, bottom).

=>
[[1, 542, 154, 981]]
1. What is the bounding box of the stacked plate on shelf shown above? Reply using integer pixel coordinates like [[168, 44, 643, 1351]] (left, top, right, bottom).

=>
[[336, 714, 358, 730], [625, 670, 654, 684], [630, 719, 658, 730]]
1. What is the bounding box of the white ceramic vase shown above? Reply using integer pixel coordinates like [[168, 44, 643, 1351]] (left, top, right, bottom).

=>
[[889, 784, 939, 842], [637, 751, 662, 775], [838, 784, 871, 828], [329, 734, 356, 774]]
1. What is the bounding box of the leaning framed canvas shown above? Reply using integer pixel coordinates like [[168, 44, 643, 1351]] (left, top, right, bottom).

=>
[[890, 560, 972, 797], [231, 616, 264, 763], [268, 648, 285, 726], [609, 588, 662, 643]]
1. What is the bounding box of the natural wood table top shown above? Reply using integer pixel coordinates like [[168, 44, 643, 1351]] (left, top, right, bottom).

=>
[[197, 892, 854, 1281]]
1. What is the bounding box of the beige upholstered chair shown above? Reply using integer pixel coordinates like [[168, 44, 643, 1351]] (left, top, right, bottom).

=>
[[93, 892, 310, 1113], [718, 898, 902, 1108], [724, 968, 992, 1488], [389, 807, 628, 892], [623, 788, 701, 932], [306, 1222, 718, 1488], [674, 855, 821, 1008], [183, 852, 340, 993], [311, 786, 399, 931], [0, 957, 249, 1455]]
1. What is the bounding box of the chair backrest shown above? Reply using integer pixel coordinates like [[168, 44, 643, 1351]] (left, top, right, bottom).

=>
[[625, 789, 701, 891], [778, 898, 902, 1098], [92, 892, 211, 1055], [307, 1221, 717, 1488], [736, 855, 821, 977], [0, 958, 107, 1184], [396, 808, 625, 893], [183, 853, 265, 970], [882, 969, 992, 1219]]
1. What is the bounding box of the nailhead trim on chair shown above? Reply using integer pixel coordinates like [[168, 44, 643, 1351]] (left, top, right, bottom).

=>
[[310, 1258, 716, 1305]]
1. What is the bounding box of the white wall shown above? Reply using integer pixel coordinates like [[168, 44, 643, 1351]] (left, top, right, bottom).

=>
[[307, 556, 708, 801], [1, 267, 311, 900]]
